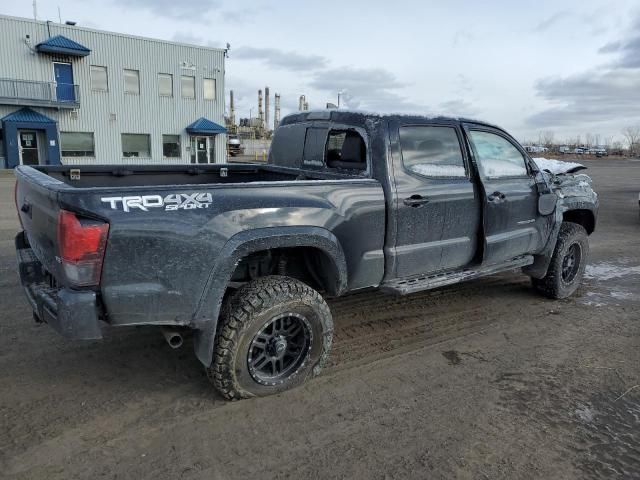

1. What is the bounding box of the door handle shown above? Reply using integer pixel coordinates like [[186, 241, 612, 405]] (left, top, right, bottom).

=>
[[403, 195, 429, 207], [487, 191, 506, 202]]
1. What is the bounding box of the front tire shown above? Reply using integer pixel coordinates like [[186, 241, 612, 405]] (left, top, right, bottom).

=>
[[207, 276, 333, 400], [532, 222, 589, 299]]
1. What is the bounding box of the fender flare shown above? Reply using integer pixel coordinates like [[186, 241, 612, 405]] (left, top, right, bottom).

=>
[[192, 226, 347, 366]]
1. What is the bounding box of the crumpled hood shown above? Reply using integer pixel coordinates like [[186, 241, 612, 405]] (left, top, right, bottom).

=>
[[532, 157, 586, 174], [543, 170, 597, 201]]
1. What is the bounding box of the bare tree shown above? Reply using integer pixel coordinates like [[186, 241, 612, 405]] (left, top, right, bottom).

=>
[[539, 130, 555, 147], [621, 126, 640, 156], [585, 133, 594, 147]]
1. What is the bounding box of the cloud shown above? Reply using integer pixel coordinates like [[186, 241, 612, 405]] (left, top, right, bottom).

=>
[[232, 46, 328, 71], [113, 0, 220, 20], [171, 32, 224, 49], [308, 66, 425, 112], [527, 11, 640, 130], [533, 10, 570, 32], [526, 69, 640, 127], [599, 37, 640, 68], [438, 99, 477, 117]]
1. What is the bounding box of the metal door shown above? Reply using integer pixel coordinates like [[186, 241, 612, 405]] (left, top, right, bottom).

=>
[[54, 62, 75, 102], [465, 127, 543, 264], [390, 120, 482, 278], [18, 131, 39, 165]]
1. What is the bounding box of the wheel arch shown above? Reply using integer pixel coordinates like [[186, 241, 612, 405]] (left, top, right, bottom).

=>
[[192, 226, 347, 366], [563, 208, 596, 235]]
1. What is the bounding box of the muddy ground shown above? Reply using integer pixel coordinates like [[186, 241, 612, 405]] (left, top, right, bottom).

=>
[[1, 159, 639, 479]]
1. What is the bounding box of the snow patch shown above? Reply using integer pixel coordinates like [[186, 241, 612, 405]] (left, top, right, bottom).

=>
[[532, 157, 585, 174], [410, 164, 466, 177], [575, 404, 595, 423], [585, 262, 640, 280], [481, 159, 527, 177]]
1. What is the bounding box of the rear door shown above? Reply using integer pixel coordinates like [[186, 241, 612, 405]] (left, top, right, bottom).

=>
[[390, 120, 482, 278], [465, 127, 543, 265]]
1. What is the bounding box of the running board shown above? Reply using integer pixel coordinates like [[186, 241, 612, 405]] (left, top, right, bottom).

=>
[[381, 255, 534, 296]]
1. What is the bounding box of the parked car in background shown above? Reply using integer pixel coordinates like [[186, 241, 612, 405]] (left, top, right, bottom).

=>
[[227, 134, 244, 157], [559, 146, 571, 154], [574, 148, 585, 154], [593, 147, 608, 157]]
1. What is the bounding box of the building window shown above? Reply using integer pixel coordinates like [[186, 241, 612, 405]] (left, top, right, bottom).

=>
[[60, 132, 95, 157], [90, 65, 108, 91], [124, 69, 140, 95], [158, 73, 173, 97], [122, 134, 151, 157], [162, 135, 181, 157], [203, 78, 216, 100], [181, 75, 195, 98]]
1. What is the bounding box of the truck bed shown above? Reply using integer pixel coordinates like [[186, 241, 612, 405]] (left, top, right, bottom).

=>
[[32, 163, 349, 189]]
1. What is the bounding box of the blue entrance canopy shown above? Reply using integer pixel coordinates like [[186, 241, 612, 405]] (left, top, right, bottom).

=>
[[186, 117, 227, 135], [36, 35, 91, 57], [2, 108, 56, 124]]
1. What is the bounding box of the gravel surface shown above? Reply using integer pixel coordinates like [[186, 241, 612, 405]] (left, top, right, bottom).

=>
[[1, 159, 639, 479]]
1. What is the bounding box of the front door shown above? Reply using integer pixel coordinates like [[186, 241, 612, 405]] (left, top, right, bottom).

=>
[[53, 62, 75, 102], [465, 127, 543, 265], [391, 122, 482, 278], [18, 130, 39, 166], [190, 136, 214, 163]]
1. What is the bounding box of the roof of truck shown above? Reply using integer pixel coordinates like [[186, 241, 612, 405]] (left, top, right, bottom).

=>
[[280, 109, 501, 130]]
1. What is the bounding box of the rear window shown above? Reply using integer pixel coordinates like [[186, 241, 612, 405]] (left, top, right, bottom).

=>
[[302, 128, 327, 168], [270, 124, 367, 174], [399, 126, 466, 178], [269, 124, 306, 168]]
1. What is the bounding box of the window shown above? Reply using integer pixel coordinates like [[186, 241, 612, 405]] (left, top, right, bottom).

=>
[[181, 75, 195, 98], [90, 65, 108, 91], [399, 126, 465, 177], [469, 130, 528, 177], [162, 135, 181, 157], [158, 73, 173, 96], [0, 129, 4, 157], [122, 134, 151, 157], [60, 132, 95, 157], [302, 128, 327, 167], [203, 78, 216, 100], [124, 69, 140, 95], [326, 130, 366, 171]]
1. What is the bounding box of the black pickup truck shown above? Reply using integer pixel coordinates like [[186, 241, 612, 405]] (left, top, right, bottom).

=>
[[14, 110, 598, 399]]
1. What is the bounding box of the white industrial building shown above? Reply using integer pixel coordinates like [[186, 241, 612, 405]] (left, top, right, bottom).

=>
[[0, 14, 227, 168]]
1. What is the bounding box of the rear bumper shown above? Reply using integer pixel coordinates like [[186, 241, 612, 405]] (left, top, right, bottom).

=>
[[15, 232, 103, 340]]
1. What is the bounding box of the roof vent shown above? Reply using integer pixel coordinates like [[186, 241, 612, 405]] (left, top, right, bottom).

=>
[[65, 21, 77, 26]]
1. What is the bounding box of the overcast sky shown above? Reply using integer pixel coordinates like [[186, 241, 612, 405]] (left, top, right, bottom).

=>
[[3, 0, 640, 142]]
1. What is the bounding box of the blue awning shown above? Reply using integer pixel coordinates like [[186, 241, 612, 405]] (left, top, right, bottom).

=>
[[36, 35, 91, 57], [186, 117, 227, 135], [2, 108, 56, 124]]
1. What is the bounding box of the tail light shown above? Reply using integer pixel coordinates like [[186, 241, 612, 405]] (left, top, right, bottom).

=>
[[57, 210, 109, 287]]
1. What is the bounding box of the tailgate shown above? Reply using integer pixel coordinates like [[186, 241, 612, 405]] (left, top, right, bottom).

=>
[[15, 167, 64, 279]]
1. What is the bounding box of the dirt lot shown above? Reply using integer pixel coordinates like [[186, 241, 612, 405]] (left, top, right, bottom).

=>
[[1, 159, 639, 479]]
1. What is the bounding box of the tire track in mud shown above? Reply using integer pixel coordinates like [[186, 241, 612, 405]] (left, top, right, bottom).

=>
[[324, 274, 537, 372]]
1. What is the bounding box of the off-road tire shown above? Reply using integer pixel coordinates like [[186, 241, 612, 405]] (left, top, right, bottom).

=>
[[533, 222, 589, 299], [207, 276, 333, 400]]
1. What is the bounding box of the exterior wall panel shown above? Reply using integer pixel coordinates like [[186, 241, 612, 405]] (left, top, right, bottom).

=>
[[0, 15, 226, 167]]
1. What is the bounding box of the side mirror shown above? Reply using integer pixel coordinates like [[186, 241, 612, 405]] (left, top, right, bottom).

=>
[[538, 193, 557, 216]]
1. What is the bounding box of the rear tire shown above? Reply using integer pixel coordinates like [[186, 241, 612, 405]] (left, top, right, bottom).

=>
[[532, 222, 589, 299], [207, 276, 333, 400]]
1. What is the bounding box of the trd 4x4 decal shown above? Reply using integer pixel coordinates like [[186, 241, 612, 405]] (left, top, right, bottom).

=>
[[101, 193, 213, 212]]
